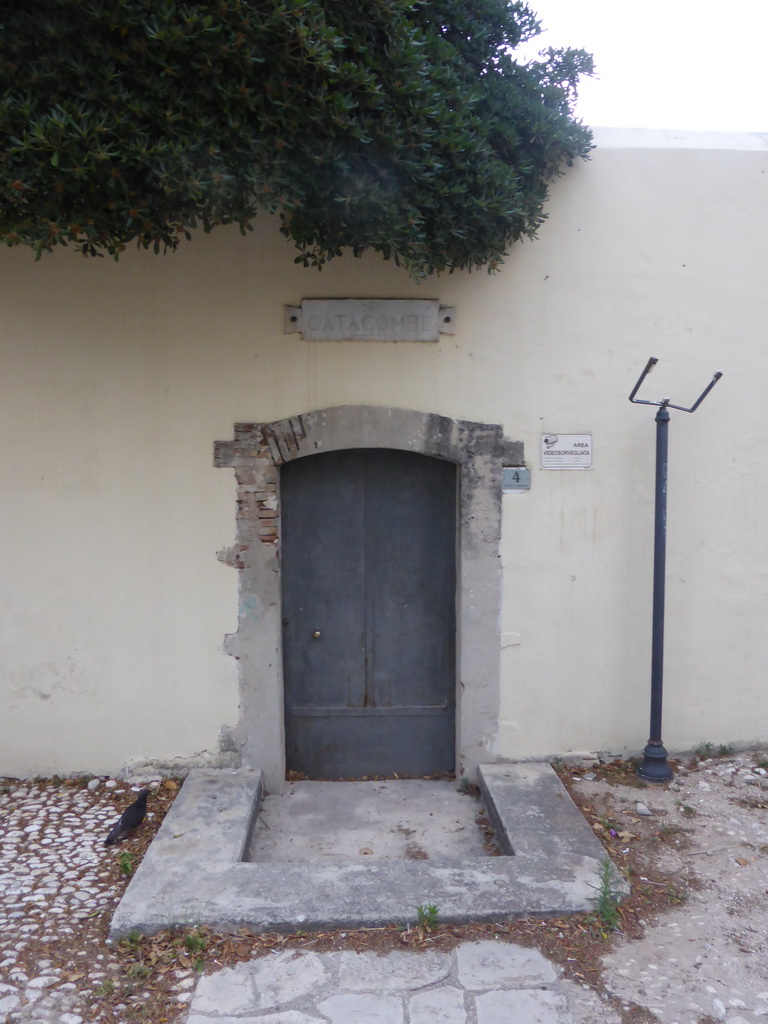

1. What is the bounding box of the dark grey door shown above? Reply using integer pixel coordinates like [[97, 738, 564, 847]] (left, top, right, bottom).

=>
[[281, 448, 456, 778]]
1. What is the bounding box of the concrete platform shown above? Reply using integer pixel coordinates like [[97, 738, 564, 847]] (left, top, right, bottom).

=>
[[247, 778, 491, 862], [109, 764, 622, 938]]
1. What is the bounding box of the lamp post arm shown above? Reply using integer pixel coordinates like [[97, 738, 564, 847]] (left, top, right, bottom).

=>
[[667, 372, 723, 413], [628, 356, 660, 405]]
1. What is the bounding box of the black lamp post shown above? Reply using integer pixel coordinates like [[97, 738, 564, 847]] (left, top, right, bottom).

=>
[[629, 357, 723, 782]]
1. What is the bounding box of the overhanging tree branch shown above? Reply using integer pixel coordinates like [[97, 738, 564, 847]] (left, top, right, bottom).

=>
[[0, 0, 593, 274]]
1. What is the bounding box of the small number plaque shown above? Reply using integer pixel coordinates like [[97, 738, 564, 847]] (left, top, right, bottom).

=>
[[502, 467, 530, 491]]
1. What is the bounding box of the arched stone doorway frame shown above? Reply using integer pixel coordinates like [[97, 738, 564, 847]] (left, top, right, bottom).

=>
[[214, 406, 523, 792]]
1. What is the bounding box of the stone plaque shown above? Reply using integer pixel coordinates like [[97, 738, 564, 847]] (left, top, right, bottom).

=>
[[284, 299, 456, 342]]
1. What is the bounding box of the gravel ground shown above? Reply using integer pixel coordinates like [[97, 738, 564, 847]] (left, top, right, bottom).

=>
[[587, 752, 768, 1023], [1, 750, 767, 1024], [0, 776, 189, 1024]]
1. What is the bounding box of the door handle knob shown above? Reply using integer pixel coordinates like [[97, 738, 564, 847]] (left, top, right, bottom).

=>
[[312, 630, 321, 639]]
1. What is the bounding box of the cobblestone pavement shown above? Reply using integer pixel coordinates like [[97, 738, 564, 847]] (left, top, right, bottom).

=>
[[0, 778, 194, 1024]]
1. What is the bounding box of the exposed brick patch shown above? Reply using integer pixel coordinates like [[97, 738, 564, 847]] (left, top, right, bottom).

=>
[[214, 422, 301, 548]]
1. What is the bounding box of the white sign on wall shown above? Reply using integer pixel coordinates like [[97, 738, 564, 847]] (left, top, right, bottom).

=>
[[540, 434, 592, 470]]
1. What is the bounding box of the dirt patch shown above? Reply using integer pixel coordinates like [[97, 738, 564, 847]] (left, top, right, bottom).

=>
[[572, 752, 768, 1023]]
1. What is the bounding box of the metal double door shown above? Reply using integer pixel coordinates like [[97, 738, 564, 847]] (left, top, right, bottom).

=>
[[281, 448, 456, 778]]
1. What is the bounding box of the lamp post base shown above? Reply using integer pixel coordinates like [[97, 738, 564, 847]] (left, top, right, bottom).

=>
[[636, 742, 674, 782]]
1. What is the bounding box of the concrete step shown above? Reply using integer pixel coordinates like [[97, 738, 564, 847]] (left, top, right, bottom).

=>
[[110, 764, 623, 937]]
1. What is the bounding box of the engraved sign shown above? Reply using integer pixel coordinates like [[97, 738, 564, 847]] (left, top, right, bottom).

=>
[[502, 467, 531, 491], [284, 299, 456, 342], [540, 434, 593, 470]]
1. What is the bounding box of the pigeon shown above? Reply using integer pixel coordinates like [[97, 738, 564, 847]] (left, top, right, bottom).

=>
[[104, 788, 150, 846]]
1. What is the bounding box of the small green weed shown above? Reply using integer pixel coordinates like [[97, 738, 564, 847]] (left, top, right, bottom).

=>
[[123, 930, 143, 949], [127, 962, 151, 979], [95, 979, 115, 997], [755, 758, 768, 771], [588, 857, 623, 936], [416, 904, 440, 931], [118, 850, 135, 877], [184, 931, 208, 954], [666, 881, 687, 905], [695, 741, 734, 759]]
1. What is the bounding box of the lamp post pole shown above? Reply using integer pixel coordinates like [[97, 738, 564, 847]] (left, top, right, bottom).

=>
[[642, 400, 671, 781], [629, 358, 722, 783]]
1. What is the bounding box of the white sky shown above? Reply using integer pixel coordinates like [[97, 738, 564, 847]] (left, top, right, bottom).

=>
[[517, 0, 768, 132]]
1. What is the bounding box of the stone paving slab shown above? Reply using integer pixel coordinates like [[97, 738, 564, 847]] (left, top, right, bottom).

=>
[[111, 764, 622, 937], [183, 941, 612, 1024], [456, 938, 557, 988], [475, 988, 573, 1023]]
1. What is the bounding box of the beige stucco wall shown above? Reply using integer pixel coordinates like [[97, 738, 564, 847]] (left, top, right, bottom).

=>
[[1, 128, 766, 777]]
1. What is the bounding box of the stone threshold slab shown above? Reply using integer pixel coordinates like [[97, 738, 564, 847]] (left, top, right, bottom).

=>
[[109, 764, 619, 938]]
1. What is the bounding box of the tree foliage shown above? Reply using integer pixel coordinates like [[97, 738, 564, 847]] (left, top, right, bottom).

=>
[[0, 0, 593, 273]]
